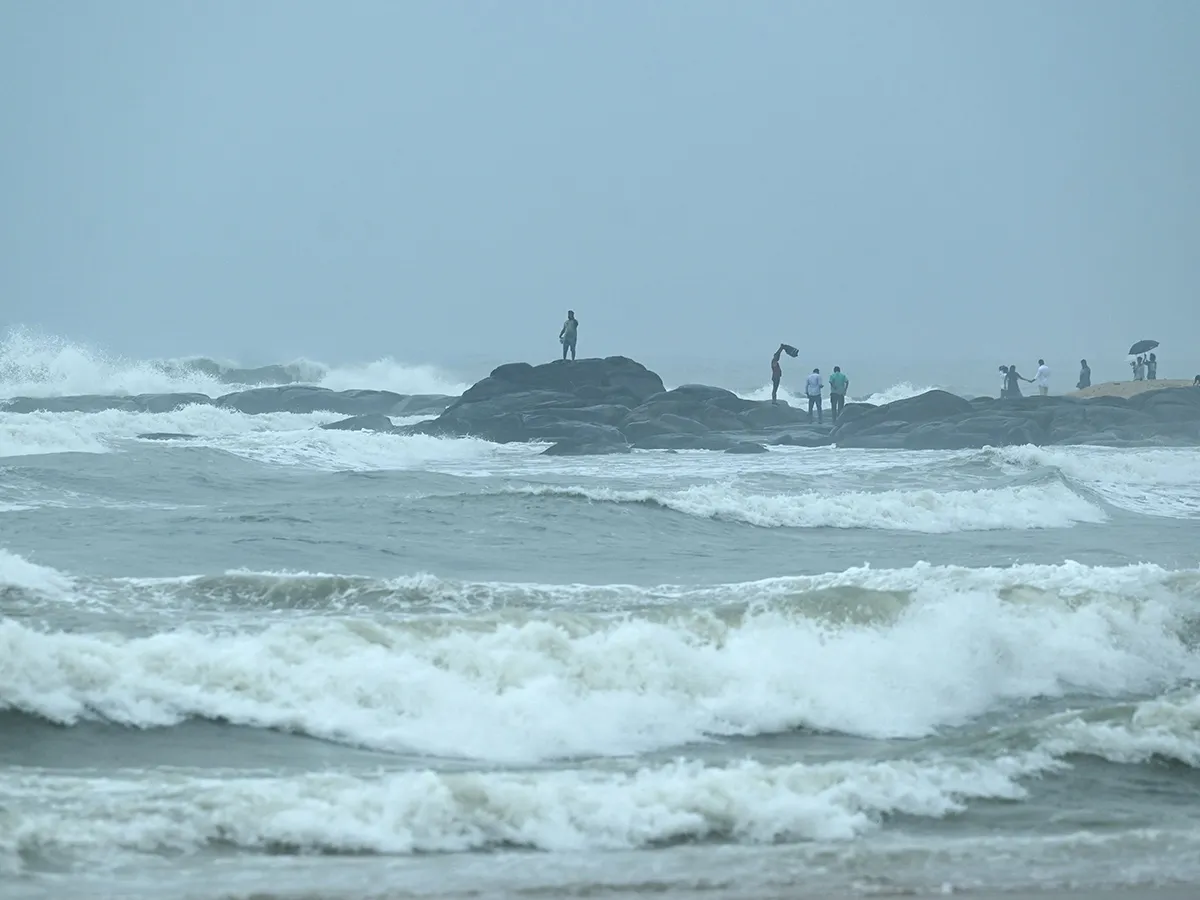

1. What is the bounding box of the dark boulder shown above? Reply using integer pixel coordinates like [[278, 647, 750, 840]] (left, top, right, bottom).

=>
[[319, 414, 398, 433], [725, 441, 769, 454], [541, 437, 631, 456], [136, 432, 199, 441], [2, 393, 213, 414], [215, 386, 450, 417]]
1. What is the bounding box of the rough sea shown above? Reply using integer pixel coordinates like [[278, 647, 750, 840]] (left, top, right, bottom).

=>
[[3, 333, 1200, 900]]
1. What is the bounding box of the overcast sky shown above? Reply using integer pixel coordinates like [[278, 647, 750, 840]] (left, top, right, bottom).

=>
[[2, 1, 1198, 381]]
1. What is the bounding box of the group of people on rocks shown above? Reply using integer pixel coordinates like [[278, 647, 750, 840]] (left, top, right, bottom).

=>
[[999, 352, 1172, 399], [770, 344, 848, 424]]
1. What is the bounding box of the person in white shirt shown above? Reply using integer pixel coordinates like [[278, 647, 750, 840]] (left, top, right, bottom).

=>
[[805, 368, 824, 423], [1034, 359, 1051, 396]]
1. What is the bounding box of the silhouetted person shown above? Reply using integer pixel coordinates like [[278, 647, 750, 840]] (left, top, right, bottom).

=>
[[999, 365, 1009, 399], [1194, 375, 1200, 387], [770, 345, 783, 404], [1005, 363, 1032, 398], [1147, 352, 1158, 380], [828, 366, 849, 422], [1076, 359, 1091, 390], [805, 367, 824, 423], [559, 310, 578, 360]]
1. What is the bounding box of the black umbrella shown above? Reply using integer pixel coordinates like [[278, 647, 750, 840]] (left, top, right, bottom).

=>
[[1128, 339, 1158, 356], [780, 343, 799, 358]]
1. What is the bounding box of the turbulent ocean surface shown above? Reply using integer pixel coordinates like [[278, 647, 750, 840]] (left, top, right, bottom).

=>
[[3, 334, 1200, 900]]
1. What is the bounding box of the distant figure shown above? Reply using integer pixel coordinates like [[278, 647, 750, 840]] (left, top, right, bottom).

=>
[[1034, 359, 1051, 396], [999, 365, 1010, 399], [828, 366, 849, 422], [1147, 352, 1158, 380], [1131, 355, 1145, 381], [770, 345, 784, 404], [805, 367, 824, 424], [1194, 375, 1200, 387], [1005, 363, 1032, 398], [1076, 359, 1091, 390], [559, 310, 579, 361]]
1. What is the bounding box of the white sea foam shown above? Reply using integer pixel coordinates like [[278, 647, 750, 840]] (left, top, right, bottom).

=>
[[4, 564, 1196, 762], [0, 407, 491, 470], [0, 752, 1056, 874], [504, 480, 1106, 532], [858, 381, 941, 405]]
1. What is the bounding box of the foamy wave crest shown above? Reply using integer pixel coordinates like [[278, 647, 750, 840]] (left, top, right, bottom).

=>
[[0, 548, 74, 599], [992, 445, 1200, 519], [506, 481, 1106, 532], [858, 382, 940, 405], [0, 327, 468, 399], [724, 381, 940, 407], [5, 564, 1196, 762], [0, 328, 228, 398], [0, 753, 1052, 872]]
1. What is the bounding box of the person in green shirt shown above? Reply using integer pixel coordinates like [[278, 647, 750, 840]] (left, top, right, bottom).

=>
[[828, 366, 849, 422]]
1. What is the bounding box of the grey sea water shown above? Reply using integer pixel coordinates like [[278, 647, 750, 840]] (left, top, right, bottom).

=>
[[3, 348, 1200, 900]]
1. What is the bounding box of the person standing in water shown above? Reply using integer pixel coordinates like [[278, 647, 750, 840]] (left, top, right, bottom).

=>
[[805, 367, 824, 423], [1034, 359, 1051, 396], [559, 310, 579, 361], [1077, 359, 1091, 390], [828, 366, 849, 422], [1147, 352, 1158, 380]]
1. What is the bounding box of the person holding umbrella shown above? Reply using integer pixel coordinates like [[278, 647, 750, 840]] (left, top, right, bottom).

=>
[[1128, 340, 1158, 381]]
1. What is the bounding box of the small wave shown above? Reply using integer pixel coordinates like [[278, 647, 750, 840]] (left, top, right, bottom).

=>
[[1037, 690, 1200, 768], [735, 381, 937, 406], [0, 406, 491, 469], [991, 445, 1200, 519], [503, 480, 1106, 532], [4, 560, 1196, 762]]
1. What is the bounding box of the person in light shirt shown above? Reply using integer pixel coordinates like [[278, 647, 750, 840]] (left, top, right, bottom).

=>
[[1034, 359, 1051, 396], [805, 367, 824, 423]]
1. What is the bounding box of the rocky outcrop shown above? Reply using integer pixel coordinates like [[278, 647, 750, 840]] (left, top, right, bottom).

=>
[[405, 357, 838, 453], [407, 358, 1200, 453], [9, 355, 1200, 453], [830, 388, 1200, 449], [1, 388, 453, 418]]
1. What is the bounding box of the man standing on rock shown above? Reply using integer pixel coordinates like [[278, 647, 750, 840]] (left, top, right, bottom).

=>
[[805, 367, 824, 424], [1034, 359, 1050, 396], [828, 366, 849, 422], [559, 310, 579, 361]]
